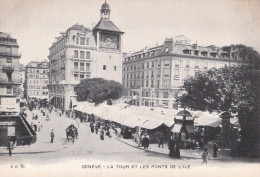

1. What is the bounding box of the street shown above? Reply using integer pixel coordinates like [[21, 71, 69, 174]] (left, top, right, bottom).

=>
[[0, 109, 254, 168]]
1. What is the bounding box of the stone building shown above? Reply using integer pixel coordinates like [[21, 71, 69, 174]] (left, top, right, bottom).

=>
[[122, 36, 251, 109], [25, 60, 49, 100], [0, 32, 21, 105], [48, 1, 124, 110]]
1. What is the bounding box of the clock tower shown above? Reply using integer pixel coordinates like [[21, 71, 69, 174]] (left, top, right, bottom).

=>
[[93, 1, 124, 83]]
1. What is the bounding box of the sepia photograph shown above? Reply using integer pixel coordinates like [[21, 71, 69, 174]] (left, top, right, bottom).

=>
[[0, 0, 259, 176]]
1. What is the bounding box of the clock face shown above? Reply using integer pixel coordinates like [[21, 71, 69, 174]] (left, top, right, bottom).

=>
[[165, 47, 169, 53], [105, 37, 112, 44], [100, 33, 119, 49]]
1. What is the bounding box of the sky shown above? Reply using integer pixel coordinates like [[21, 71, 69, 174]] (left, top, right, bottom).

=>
[[0, 0, 260, 65]]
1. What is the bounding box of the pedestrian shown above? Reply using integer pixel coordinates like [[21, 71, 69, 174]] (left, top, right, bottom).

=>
[[50, 129, 55, 143], [158, 133, 164, 148], [168, 137, 176, 158], [143, 134, 150, 150], [213, 142, 218, 158], [175, 144, 180, 158], [100, 129, 104, 140], [202, 148, 210, 164], [8, 140, 14, 156], [95, 124, 99, 134], [90, 122, 94, 133]]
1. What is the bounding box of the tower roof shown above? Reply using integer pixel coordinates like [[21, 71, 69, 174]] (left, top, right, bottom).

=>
[[93, 18, 124, 34], [101, 1, 110, 11]]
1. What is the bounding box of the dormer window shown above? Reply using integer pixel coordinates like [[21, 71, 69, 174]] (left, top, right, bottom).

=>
[[201, 51, 208, 57], [183, 49, 191, 55], [210, 52, 217, 58], [194, 51, 199, 56]]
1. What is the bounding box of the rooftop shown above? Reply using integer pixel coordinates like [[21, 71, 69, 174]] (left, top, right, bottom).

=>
[[93, 18, 123, 33]]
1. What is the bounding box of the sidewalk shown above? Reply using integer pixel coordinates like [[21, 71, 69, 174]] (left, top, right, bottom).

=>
[[0, 109, 76, 155], [114, 135, 234, 161]]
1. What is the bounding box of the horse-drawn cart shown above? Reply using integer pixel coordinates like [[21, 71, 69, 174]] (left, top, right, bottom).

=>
[[66, 124, 78, 143]]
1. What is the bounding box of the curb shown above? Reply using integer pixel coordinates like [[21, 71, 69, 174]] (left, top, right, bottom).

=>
[[114, 137, 232, 161], [0, 147, 67, 155]]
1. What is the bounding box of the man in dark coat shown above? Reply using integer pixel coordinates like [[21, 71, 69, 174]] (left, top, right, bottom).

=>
[[158, 133, 164, 148], [175, 144, 180, 158], [213, 142, 218, 158], [168, 137, 176, 157]]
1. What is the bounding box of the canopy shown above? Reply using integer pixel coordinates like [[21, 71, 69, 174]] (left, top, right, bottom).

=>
[[194, 114, 221, 127], [185, 125, 195, 133], [175, 110, 192, 117], [141, 119, 165, 130], [171, 123, 182, 133]]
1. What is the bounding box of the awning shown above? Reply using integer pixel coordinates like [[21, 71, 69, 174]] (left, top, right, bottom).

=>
[[194, 114, 221, 127], [141, 120, 164, 130], [185, 125, 195, 133], [171, 123, 182, 133]]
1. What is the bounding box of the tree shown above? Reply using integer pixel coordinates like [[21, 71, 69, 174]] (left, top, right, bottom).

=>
[[74, 78, 123, 105], [178, 65, 259, 156]]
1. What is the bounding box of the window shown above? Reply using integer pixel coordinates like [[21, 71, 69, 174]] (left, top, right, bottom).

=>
[[80, 37, 85, 45], [74, 62, 78, 70], [80, 51, 84, 59], [183, 50, 191, 54], [152, 61, 154, 67], [195, 61, 199, 69], [103, 65, 106, 70], [86, 52, 90, 59], [151, 80, 154, 87], [86, 38, 89, 45], [86, 63, 90, 71], [175, 60, 180, 67], [163, 68, 170, 77], [194, 51, 199, 56], [147, 62, 149, 68], [114, 66, 117, 71], [204, 62, 208, 69], [7, 86, 12, 94], [76, 38, 79, 44], [74, 50, 78, 58], [6, 58, 12, 64], [185, 60, 190, 68], [163, 92, 168, 98], [37, 70, 39, 73], [174, 69, 180, 79], [80, 63, 84, 71], [74, 74, 78, 80], [146, 80, 149, 87], [201, 52, 208, 57], [80, 74, 84, 80]]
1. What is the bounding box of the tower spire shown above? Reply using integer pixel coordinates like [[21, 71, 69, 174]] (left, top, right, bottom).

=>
[[100, 0, 110, 19]]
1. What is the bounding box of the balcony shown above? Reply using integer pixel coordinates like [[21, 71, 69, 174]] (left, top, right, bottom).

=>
[[0, 52, 21, 58], [2, 65, 14, 73], [0, 78, 22, 84]]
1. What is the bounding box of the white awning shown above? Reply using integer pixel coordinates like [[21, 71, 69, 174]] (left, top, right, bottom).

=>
[[171, 123, 182, 133], [185, 125, 195, 133], [141, 120, 164, 130], [194, 114, 221, 127]]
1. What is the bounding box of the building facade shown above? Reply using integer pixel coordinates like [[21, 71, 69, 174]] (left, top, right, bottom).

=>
[[19, 64, 25, 98], [122, 37, 251, 109], [48, 1, 124, 110], [25, 60, 49, 100], [0, 32, 21, 105]]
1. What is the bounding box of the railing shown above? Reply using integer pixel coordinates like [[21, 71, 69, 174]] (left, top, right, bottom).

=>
[[2, 65, 14, 72], [0, 52, 21, 57], [0, 78, 22, 84]]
